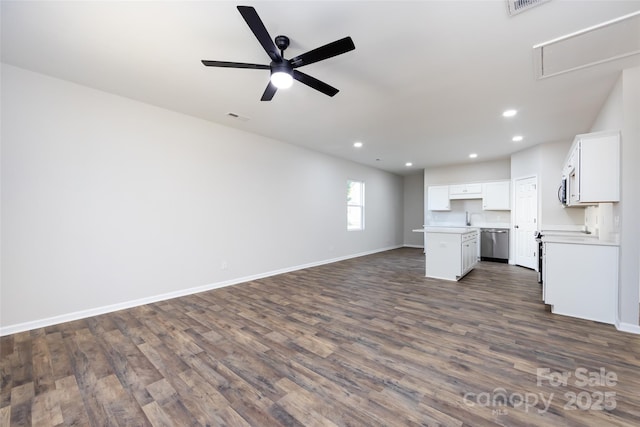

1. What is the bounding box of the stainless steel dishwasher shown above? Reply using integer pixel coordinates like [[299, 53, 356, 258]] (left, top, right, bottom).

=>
[[480, 228, 509, 263]]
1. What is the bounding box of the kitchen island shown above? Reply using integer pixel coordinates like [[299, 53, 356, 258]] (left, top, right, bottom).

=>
[[424, 227, 479, 281]]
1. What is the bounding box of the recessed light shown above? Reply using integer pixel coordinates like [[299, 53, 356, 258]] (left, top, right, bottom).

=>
[[512, 135, 524, 142], [353, 141, 363, 148], [469, 153, 478, 159], [405, 162, 413, 167], [502, 109, 517, 117]]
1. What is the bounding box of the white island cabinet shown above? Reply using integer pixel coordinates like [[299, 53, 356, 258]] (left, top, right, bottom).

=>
[[425, 227, 478, 281]]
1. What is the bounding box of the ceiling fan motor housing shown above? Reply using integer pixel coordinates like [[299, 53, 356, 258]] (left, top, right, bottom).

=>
[[275, 35, 290, 51], [271, 60, 292, 74]]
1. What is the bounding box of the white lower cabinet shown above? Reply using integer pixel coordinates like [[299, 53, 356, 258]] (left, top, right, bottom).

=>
[[425, 229, 478, 281], [543, 241, 618, 324]]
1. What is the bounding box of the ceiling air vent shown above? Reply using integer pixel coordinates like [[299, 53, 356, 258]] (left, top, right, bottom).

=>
[[226, 112, 250, 122], [506, 0, 551, 16]]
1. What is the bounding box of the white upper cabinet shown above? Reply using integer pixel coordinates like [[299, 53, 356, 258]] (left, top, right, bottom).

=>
[[482, 181, 511, 210], [427, 185, 450, 211], [449, 183, 482, 199], [564, 130, 620, 206]]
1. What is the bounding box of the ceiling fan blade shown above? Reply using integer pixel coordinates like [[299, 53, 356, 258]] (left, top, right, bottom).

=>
[[290, 37, 355, 68], [237, 6, 281, 63], [201, 60, 269, 70], [261, 81, 277, 101], [293, 70, 339, 97]]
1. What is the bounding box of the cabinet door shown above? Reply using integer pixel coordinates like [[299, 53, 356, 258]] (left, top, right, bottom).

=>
[[461, 241, 468, 274], [461, 234, 477, 275], [579, 133, 620, 202], [427, 186, 450, 211], [566, 143, 579, 173], [544, 242, 617, 324], [470, 237, 478, 268], [450, 183, 482, 199], [462, 241, 471, 274], [482, 181, 511, 210], [568, 168, 580, 206], [565, 131, 620, 206]]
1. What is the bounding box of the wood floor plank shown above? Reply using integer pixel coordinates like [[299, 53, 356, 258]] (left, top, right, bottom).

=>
[[0, 405, 10, 426], [54, 375, 92, 426], [31, 389, 64, 427], [2, 248, 640, 426]]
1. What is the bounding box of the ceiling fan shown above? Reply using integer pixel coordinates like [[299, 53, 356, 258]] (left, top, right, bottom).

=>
[[201, 6, 355, 101]]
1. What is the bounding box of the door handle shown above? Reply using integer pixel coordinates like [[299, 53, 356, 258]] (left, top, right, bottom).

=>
[[514, 225, 519, 229]]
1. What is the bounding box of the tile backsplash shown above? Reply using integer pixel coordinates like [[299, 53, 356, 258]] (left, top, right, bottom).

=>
[[425, 199, 510, 227]]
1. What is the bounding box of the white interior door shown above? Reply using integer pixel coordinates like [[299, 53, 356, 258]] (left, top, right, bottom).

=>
[[514, 176, 538, 269]]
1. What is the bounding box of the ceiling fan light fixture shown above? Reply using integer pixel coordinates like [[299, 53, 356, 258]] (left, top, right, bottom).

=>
[[270, 62, 293, 89], [270, 71, 293, 89]]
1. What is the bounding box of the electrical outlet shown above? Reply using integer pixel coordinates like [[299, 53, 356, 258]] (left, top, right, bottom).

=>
[[221, 261, 228, 270]]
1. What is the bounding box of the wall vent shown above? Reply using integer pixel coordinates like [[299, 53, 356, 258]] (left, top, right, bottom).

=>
[[506, 0, 551, 16]]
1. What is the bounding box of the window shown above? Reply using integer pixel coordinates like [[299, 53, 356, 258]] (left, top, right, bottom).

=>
[[347, 180, 365, 230]]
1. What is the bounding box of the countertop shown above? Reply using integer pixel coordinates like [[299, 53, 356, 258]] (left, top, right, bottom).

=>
[[413, 224, 510, 233], [423, 226, 480, 234], [541, 235, 619, 246], [424, 223, 511, 229]]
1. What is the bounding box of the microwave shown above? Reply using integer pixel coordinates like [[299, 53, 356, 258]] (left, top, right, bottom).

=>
[[558, 178, 567, 206]]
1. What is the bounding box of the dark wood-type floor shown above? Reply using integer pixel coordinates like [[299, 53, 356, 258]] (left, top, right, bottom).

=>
[[2, 248, 640, 426]]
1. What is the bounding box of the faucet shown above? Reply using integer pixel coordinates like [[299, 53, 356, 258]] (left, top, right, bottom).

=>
[[465, 211, 471, 226]]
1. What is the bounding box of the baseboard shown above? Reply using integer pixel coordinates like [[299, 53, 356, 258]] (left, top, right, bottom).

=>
[[0, 245, 403, 336], [615, 320, 640, 335], [403, 244, 424, 249]]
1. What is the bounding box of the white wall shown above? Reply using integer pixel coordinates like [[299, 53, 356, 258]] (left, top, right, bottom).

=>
[[403, 172, 424, 247], [0, 64, 404, 332], [589, 67, 640, 328], [424, 159, 510, 186]]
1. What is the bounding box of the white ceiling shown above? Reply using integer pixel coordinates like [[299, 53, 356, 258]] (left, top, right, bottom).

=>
[[2, 0, 640, 175]]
